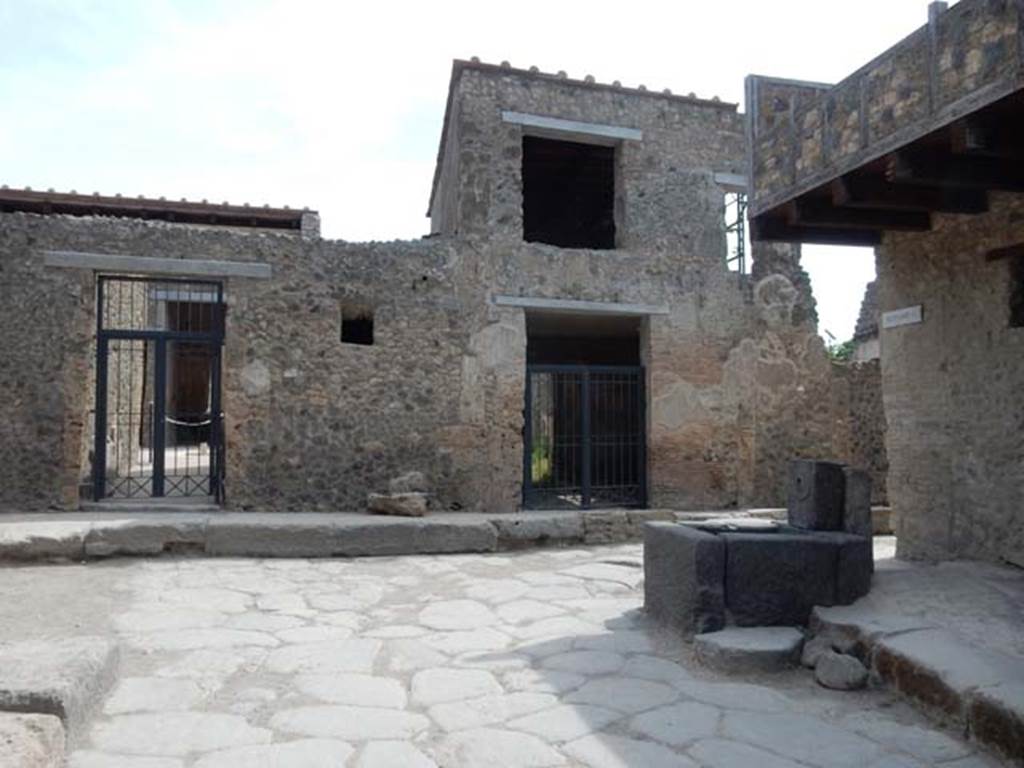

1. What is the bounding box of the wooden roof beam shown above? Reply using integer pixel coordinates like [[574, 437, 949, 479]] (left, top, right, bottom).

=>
[[832, 176, 988, 214], [788, 200, 931, 232], [750, 214, 883, 246], [886, 151, 1024, 192]]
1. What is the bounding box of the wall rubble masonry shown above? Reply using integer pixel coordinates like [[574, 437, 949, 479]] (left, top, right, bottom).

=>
[[0, 61, 886, 514]]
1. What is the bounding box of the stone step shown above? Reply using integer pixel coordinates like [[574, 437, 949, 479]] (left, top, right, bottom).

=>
[[0, 637, 119, 742], [812, 604, 1024, 763], [694, 627, 805, 674], [0, 713, 65, 768]]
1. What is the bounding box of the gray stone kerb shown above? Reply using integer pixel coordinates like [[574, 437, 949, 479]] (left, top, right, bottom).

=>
[[0, 509, 679, 562]]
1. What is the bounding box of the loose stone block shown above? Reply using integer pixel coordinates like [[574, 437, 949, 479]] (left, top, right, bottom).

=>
[[694, 627, 804, 674], [842, 467, 873, 538], [722, 532, 837, 626], [0, 712, 64, 768], [814, 651, 868, 690], [643, 522, 726, 635], [368, 492, 428, 517], [787, 459, 846, 531]]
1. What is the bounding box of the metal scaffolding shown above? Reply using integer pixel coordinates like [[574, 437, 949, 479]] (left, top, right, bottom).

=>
[[725, 192, 748, 274]]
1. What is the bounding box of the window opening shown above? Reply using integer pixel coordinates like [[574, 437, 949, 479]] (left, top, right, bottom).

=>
[[522, 136, 615, 249], [341, 305, 374, 345]]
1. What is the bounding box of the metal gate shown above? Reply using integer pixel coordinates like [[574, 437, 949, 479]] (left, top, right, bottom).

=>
[[93, 276, 225, 502], [524, 365, 646, 509]]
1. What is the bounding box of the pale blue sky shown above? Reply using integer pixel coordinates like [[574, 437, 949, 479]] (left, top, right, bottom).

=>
[[1, 0, 939, 340]]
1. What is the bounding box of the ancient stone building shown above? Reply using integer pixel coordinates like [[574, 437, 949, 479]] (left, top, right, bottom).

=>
[[0, 59, 866, 515], [746, 0, 1023, 564]]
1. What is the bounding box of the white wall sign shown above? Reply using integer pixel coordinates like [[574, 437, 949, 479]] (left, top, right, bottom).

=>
[[882, 305, 923, 329]]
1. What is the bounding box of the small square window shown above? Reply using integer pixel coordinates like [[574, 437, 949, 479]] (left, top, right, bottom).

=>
[[341, 305, 374, 345]]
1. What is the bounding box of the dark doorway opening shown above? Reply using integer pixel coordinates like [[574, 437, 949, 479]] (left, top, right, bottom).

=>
[[522, 136, 616, 250], [524, 312, 645, 509]]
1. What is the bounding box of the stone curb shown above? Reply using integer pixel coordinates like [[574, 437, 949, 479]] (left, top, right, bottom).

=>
[[812, 605, 1024, 764], [0, 509, 678, 562], [0, 636, 119, 744]]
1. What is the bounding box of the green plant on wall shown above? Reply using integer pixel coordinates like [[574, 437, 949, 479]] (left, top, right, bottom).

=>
[[532, 440, 552, 484], [827, 338, 855, 363]]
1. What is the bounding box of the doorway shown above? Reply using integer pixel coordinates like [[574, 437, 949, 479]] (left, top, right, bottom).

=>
[[523, 312, 646, 509], [93, 276, 225, 501]]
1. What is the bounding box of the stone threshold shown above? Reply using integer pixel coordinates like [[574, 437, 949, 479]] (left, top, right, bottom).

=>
[[812, 604, 1024, 764], [0, 509, 688, 562]]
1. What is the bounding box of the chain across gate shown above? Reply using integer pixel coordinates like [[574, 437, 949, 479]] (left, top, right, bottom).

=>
[[524, 365, 646, 509], [93, 276, 225, 502]]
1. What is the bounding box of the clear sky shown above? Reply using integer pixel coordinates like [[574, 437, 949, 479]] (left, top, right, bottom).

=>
[[1, 0, 941, 341]]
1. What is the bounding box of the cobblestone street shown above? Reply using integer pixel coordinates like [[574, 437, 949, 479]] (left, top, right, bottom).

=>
[[55, 544, 1002, 767]]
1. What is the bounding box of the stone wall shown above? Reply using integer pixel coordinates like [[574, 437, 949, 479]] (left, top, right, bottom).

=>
[[0, 63, 884, 514], [842, 360, 888, 505], [879, 193, 1024, 564]]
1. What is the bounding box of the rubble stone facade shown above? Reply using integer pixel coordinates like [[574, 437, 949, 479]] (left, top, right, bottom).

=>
[[0, 61, 876, 514], [880, 194, 1024, 563]]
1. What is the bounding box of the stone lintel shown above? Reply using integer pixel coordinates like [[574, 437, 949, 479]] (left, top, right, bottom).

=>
[[713, 172, 748, 192], [501, 111, 643, 144], [43, 250, 273, 279], [492, 294, 669, 316]]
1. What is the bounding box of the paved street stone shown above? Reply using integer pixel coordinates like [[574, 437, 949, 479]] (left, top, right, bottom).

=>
[[295, 673, 407, 708], [191, 739, 354, 767], [429, 692, 557, 731], [721, 711, 885, 768], [433, 728, 565, 767], [54, 544, 989, 768], [103, 677, 204, 714], [565, 676, 678, 713], [92, 712, 271, 756], [356, 740, 437, 767], [565, 733, 697, 767], [541, 650, 625, 675], [70, 753, 183, 768], [688, 738, 804, 768], [411, 667, 502, 706], [629, 701, 720, 747], [271, 705, 430, 740], [508, 703, 621, 742], [420, 599, 497, 630]]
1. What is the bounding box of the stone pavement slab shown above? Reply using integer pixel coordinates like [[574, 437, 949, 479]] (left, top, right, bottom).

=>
[[0, 712, 65, 767], [0, 543, 1003, 768], [0, 636, 119, 741]]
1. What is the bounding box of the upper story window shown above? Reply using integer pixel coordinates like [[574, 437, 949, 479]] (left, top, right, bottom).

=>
[[522, 136, 615, 250]]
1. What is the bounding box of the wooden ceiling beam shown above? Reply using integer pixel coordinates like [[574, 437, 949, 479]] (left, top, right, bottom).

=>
[[886, 151, 1024, 192], [832, 176, 988, 214], [750, 214, 883, 246], [788, 200, 931, 232]]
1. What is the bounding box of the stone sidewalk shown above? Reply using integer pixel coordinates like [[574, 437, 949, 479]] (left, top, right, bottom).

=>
[[33, 543, 1001, 767], [0, 508, 803, 561]]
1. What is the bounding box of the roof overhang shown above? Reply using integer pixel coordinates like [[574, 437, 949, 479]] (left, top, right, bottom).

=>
[[746, 0, 1024, 246]]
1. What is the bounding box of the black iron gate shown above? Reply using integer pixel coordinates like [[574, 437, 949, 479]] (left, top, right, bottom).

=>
[[524, 365, 646, 509], [93, 276, 225, 502]]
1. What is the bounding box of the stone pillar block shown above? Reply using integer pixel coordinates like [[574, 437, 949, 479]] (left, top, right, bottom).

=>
[[843, 467, 873, 538], [644, 522, 726, 636], [787, 459, 846, 531], [723, 532, 838, 626], [831, 531, 874, 604]]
